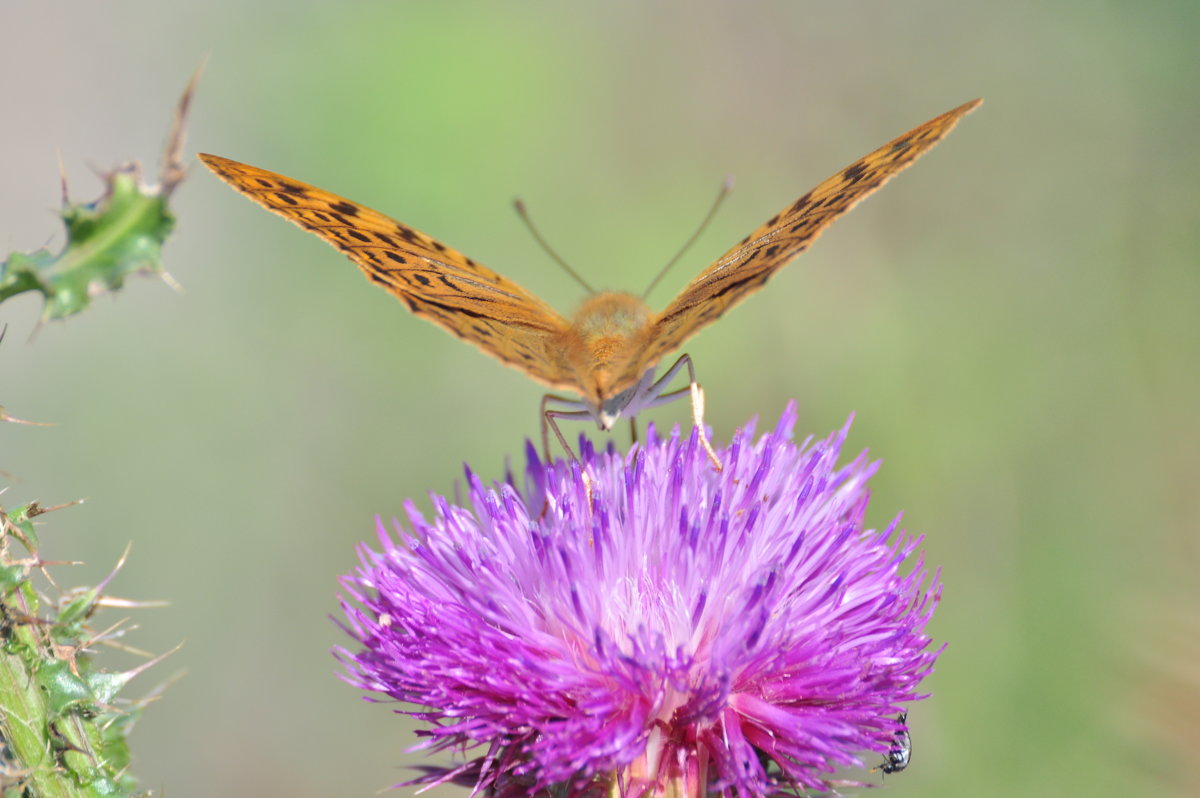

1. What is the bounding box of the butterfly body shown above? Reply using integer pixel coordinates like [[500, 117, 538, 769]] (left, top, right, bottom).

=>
[[557, 291, 655, 419], [198, 98, 980, 452]]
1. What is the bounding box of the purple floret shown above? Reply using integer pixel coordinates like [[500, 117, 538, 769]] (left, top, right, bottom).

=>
[[337, 403, 942, 797]]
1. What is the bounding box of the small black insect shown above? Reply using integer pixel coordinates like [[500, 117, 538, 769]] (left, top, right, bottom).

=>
[[874, 712, 911, 776]]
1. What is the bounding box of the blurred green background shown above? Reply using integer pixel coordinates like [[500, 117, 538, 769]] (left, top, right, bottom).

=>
[[2, 1, 1197, 796]]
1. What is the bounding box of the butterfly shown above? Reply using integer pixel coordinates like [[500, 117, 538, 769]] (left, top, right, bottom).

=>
[[199, 98, 980, 464]]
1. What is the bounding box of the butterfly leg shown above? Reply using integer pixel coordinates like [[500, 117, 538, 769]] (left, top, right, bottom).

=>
[[539, 394, 592, 463], [686, 365, 722, 471], [542, 398, 599, 509], [640, 354, 723, 471]]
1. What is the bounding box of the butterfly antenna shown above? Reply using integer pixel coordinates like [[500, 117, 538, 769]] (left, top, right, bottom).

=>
[[514, 198, 596, 294], [642, 175, 734, 300]]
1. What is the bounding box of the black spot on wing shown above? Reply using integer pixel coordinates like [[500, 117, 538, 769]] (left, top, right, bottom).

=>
[[708, 270, 771, 302], [330, 201, 359, 216], [421, 297, 488, 321], [790, 192, 813, 213], [842, 161, 868, 184]]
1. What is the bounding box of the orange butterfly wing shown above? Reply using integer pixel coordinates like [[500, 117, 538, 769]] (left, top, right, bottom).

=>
[[197, 154, 578, 391], [613, 98, 983, 390]]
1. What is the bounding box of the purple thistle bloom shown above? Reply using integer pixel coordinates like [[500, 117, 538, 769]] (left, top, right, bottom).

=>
[[337, 403, 942, 798]]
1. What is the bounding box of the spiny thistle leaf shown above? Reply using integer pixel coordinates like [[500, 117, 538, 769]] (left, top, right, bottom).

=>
[[0, 501, 42, 551], [0, 500, 169, 797], [0, 68, 198, 322], [36, 660, 93, 718], [0, 71, 198, 796]]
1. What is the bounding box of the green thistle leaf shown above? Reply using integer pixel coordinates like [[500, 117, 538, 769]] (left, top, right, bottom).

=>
[[0, 68, 196, 321], [3, 168, 178, 320]]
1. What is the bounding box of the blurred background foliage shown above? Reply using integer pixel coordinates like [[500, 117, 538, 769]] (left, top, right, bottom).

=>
[[1, 1, 1197, 796]]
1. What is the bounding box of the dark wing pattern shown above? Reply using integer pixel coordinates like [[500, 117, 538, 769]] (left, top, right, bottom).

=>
[[614, 98, 982, 390], [198, 154, 578, 390]]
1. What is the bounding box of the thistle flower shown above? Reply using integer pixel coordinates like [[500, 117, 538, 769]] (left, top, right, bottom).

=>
[[337, 403, 942, 797]]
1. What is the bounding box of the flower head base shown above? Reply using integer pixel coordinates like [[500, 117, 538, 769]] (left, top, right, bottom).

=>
[[337, 403, 942, 797]]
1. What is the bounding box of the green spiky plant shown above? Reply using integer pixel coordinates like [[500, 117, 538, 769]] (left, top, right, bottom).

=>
[[0, 73, 192, 320], [0, 502, 169, 797], [0, 72, 196, 797]]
